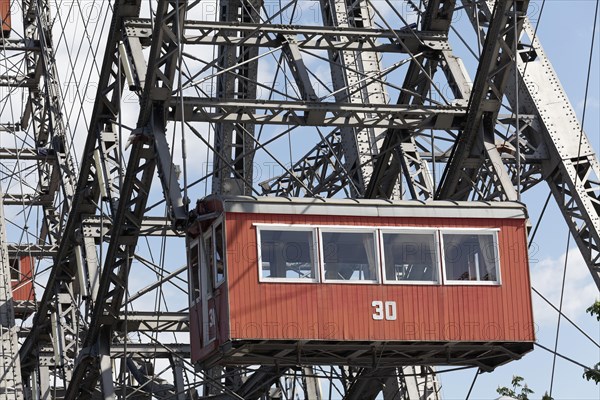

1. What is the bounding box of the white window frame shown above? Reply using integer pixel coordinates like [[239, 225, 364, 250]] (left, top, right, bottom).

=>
[[200, 230, 216, 345], [188, 238, 201, 305], [319, 227, 381, 284], [440, 229, 501, 285], [9, 257, 21, 282], [379, 228, 441, 285], [256, 225, 320, 283], [212, 217, 227, 289]]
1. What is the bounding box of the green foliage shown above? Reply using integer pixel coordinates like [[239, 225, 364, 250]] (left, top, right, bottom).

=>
[[497, 300, 599, 398], [496, 375, 536, 400], [583, 362, 600, 384], [586, 300, 600, 321], [584, 301, 600, 385]]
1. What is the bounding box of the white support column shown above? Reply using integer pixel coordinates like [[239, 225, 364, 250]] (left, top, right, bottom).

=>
[[302, 367, 322, 400], [38, 366, 50, 400], [0, 193, 24, 400], [171, 357, 186, 400], [99, 328, 116, 400], [383, 366, 440, 400], [320, 0, 390, 195]]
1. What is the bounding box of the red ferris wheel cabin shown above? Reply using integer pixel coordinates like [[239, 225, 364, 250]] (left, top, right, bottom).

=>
[[187, 196, 535, 371], [10, 255, 35, 319]]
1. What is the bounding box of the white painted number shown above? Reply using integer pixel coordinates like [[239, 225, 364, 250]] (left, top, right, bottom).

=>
[[208, 308, 216, 328], [372, 301, 384, 320], [385, 301, 397, 321], [372, 300, 397, 321]]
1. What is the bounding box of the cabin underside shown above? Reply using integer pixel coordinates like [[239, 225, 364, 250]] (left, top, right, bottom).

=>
[[196, 339, 534, 372]]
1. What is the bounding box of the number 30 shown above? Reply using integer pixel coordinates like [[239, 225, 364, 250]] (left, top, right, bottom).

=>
[[372, 300, 397, 321]]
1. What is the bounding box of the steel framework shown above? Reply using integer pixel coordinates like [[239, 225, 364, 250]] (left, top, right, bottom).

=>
[[0, 0, 598, 398]]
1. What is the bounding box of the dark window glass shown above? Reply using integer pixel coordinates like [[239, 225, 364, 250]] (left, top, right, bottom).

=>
[[189, 243, 200, 300], [260, 229, 316, 280], [215, 223, 225, 285], [204, 234, 214, 293], [322, 231, 378, 282], [382, 232, 438, 282], [443, 233, 498, 282], [10, 257, 20, 281]]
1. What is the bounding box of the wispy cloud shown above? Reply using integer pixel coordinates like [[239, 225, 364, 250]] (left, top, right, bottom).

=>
[[530, 248, 598, 325], [575, 97, 600, 118]]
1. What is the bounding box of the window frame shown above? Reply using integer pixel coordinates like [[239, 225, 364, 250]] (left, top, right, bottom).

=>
[[256, 225, 320, 283], [10, 257, 21, 282], [319, 227, 381, 284], [202, 230, 215, 298], [212, 217, 227, 289], [188, 238, 201, 305], [379, 228, 441, 285], [440, 228, 502, 285], [252, 223, 503, 287]]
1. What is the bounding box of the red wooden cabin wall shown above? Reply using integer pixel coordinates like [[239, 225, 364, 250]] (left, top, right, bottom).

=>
[[224, 212, 534, 343], [12, 256, 35, 302]]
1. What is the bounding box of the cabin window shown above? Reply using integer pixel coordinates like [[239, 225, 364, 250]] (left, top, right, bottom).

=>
[[10, 257, 20, 281], [253, 224, 502, 286], [214, 223, 225, 286], [189, 242, 200, 301], [258, 228, 318, 282], [321, 230, 379, 283], [202, 231, 216, 295], [381, 231, 439, 283], [442, 231, 500, 283]]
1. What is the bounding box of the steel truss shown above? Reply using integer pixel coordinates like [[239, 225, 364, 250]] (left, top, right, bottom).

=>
[[0, 0, 598, 399]]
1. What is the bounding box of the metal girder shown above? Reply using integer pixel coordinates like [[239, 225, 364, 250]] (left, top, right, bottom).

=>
[[436, 0, 530, 199], [168, 97, 466, 129], [259, 130, 349, 197], [111, 343, 190, 357], [63, 1, 189, 396], [382, 366, 441, 400], [0, 38, 40, 51], [2, 1, 84, 395], [20, 0, 143, 389], [435, 48, 519, 201], [36, 343, 190, 358], [126, 357, 177, 399], [234, 366, 281, 399], [366, 0, 454, 200], [114, 312, 189, 333], [0, 74, 37, 87], [250, 1, 457, 200], [8, 243, 57, 257], [81, 216, 184, 238], [0, 147, 56, 160], [364, 54, 439, 200], [316, 0, 390, 195], [506, 18, 600, 288], [2, 193, 53, 206], [126, 0, 187, 224], [124, 18, 448, 53], [265, 0, 456, 201], [210, 0, 262, 196], [344, 368, 391, 400]]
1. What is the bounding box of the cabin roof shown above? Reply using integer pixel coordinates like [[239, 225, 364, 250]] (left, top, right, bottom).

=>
[[200, 195, 528, 220]]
